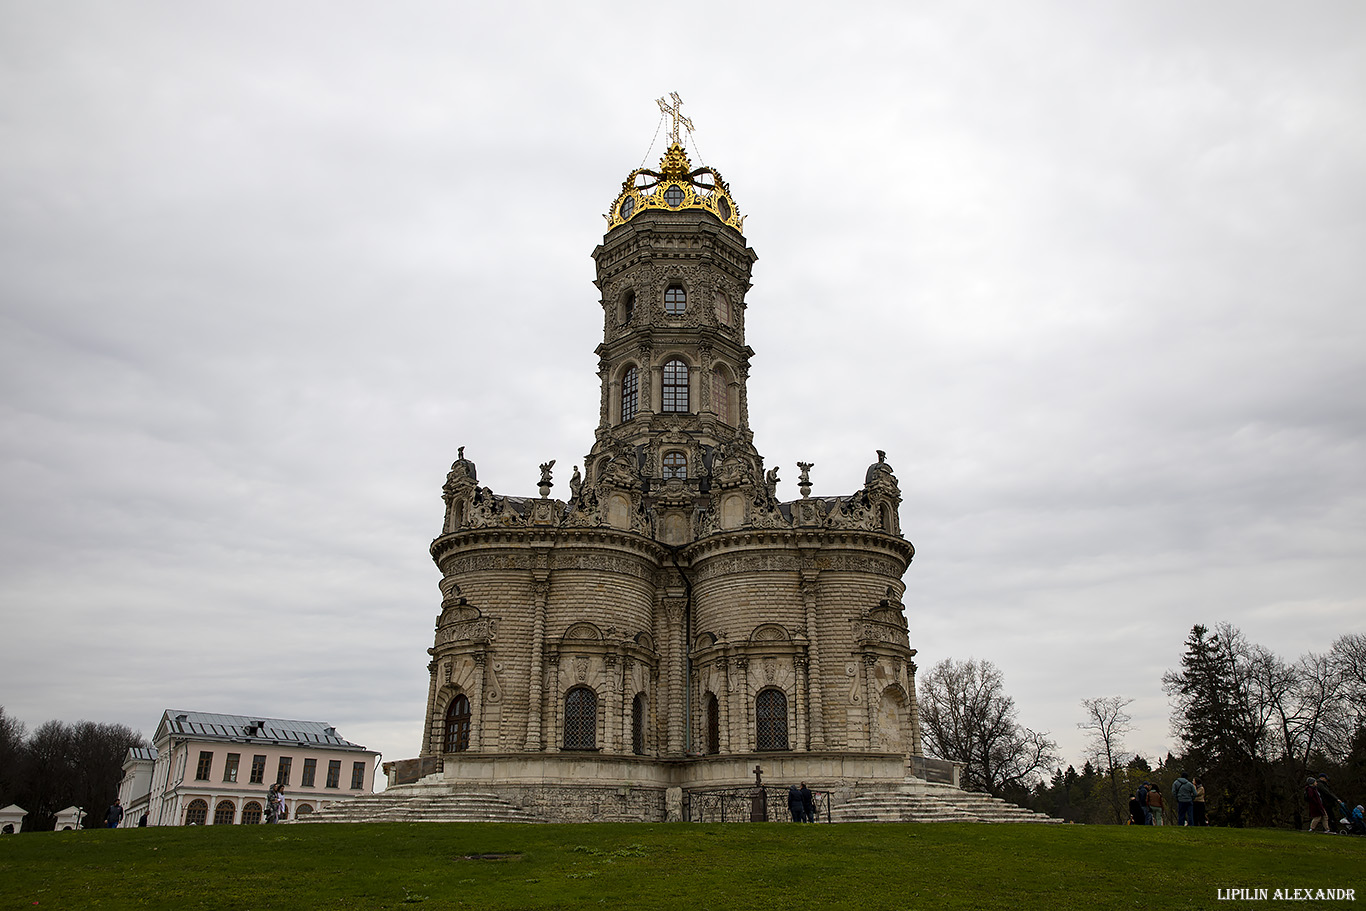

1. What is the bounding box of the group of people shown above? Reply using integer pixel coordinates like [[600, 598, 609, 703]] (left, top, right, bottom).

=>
[[786, 782, 817, 822], [265, 783, 286, 824], [1305, 773, 1366, 835], [1129, 774, 1206, 826]]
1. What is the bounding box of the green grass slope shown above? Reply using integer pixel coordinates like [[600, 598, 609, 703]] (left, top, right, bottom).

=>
[[2, 822, 1362, 911]]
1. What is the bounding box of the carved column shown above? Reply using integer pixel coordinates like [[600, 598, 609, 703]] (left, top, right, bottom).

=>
[[800, 576, 826, 749], [422, 659, 438, 755], [547, 654, 562, 750], [907, 659, 923, 758], [597, 357, 611, 430], [737, 361, 751, 429], [638, 343, 654, 413], [605, 654, 621, 753], [524, 576, 551, 751], [471, 651, 488, 752], [737, 656, 752, 751], [663, 597, 686, 754], [793, 656, 809, 751], [718, 657, 732, 753], [863, 655, 879, 750]]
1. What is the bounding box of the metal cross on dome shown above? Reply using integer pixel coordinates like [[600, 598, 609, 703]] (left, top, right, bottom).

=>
[[656, 92, 694, 147]]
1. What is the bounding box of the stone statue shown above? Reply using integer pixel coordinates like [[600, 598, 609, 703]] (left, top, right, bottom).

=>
[[539, 460, 556, 486], [764, 466, 780, 500], [797, 462, 813, 485], [569, 465, 582, 500]]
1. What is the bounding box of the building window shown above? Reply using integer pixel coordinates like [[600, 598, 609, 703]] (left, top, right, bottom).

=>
[[184, 799, 208, 826], [195, 751, 213, 781], [276, 757, 292, 786], [706, 694, 720, 755], [714, 291, 731, 325], [445, 694, 471, 753], [665, 284, 686, 316], [326, 760, 341, 789], [351, 762, 366, 790], [664, 185, 685, 208], [662, 359, 689, 413], [213, 800, 235, 826], [249, 754, 266, 784], [241, 801, 263, 825], [563, 686, 597, 750], [662, 451, 687, 480], [632, 693, 647, 755], [223, 753, 240, 783], [756, 688, 790, 751], [301, 758, 317, 788], [295, 803, 314, 817], [622, 290, 635, 324], [621, 366, 639, 422], [711, 369, 730, 424]]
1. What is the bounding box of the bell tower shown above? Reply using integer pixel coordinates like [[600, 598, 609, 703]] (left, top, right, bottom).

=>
[[583, 116, 764, 546]]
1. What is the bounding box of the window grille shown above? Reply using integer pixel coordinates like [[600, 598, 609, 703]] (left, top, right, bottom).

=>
[[622, 367, 639, 422], [563, 686, 598, 750], [665, 284, 686, 316], [632, 693, 647, 755], [755, 689, 790, 751], [184, 799, 208, 826], [662, 360, 689, 412], [711, 369, 730, 423], [445, 694, 471, 752], [241, 801, 262, 825], [663, 451, 687, 479], [213, 800, 235, 826]]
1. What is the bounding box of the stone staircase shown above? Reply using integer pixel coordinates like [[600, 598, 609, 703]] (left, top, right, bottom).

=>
[[293, 788, 544, 824], [832, 781, 1061, 824]]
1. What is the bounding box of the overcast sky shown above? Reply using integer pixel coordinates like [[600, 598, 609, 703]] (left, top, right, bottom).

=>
[[2, 1, 1363, 780]]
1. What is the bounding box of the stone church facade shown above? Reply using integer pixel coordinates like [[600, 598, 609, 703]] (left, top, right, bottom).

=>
[[410, 136, 923, 821]]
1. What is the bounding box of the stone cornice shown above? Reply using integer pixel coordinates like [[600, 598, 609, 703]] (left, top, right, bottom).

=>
[[431, 526, 669, 567], [682, 527, 915, 567]]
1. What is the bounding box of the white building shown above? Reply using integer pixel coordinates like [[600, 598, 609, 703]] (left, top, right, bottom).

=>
[[144, 710, 378, 826]]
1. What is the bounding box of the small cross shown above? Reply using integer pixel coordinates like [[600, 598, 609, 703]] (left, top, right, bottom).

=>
[[656, 92, 695, 147], [753, 764, 763, 786]]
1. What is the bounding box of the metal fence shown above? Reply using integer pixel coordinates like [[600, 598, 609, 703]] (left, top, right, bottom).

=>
[[686, 786, 832, 823]]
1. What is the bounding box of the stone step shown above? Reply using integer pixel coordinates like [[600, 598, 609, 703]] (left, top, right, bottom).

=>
[[831, 785, 1062, 824], [294, 790, 544, 824]]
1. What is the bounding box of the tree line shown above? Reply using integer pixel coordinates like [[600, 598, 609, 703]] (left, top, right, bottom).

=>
[[918, 627, 1366, 827], [0, 707, 147, 831]]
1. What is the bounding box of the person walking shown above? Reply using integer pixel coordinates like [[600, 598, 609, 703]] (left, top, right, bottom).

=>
[[1314, 775, 1342, 834], [799, 783, 815, 823], [1136, 782, 1152, 825], [1172, 773, 1196, 826], [105, 800, 124, 829], [1305, 776, 1329, 832], [1146, 784, 1164, 826], [786, 784, 803, 823]]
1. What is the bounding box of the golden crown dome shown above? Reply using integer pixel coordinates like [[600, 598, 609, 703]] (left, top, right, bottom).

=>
[[605, 142, 745, 232]]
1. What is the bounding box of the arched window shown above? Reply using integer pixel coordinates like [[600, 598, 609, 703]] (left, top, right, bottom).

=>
[[711, 368, 730, 424], [622, 366, 639, 422], [295, 803, 314, 817], [622, 290, 635, 324], [184, 799, 208, 826], [444, 693, 471, 753], [632, 693, 647, 755], [241, 801, 263, 825], [662, 359, 689, 413], [564, 686, 597, 750], [662, 451, 687, 480], [705, 693, 720, 755], [755, 688, 790, 751], [665, 284, 686, 316], [213, 800, 235, 826]]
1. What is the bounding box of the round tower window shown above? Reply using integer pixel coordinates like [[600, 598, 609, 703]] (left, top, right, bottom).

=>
[[619, 196, 634, 219], [664, 185, 685, 207], [717, 196, 731, 220]]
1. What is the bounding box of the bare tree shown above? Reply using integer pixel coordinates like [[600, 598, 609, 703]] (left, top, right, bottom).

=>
[[1078, 696, 1133, 824], [1331, 633, 1366, 721], [918, 657, 1058, 796]]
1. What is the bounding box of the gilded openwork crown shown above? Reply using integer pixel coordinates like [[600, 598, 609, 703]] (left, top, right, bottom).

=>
[[605, 143, 745, 232]]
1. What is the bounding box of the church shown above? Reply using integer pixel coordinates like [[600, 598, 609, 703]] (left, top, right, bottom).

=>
[[381, 100, 946, 823]]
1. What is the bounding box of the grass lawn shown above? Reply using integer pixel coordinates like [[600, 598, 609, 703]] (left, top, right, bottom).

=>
[[2, 822, 1362, 911]]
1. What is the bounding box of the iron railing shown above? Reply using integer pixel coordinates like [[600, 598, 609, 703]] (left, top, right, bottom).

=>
[[686, 786, 832, 823]]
